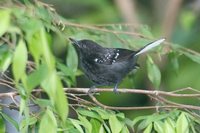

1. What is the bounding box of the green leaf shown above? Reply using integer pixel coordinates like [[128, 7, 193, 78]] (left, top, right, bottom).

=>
[[146, 55, 161, 89], [99, 125, 106, 133], [132, 115, 148, 126], [69, 118, 84, 133], [57, 62, 76, 85], [103, 121, 111, 133], [12, 39, 27, 82], [78, 115, 92, 133], [137, 113, 170, 131], [26, 63, 48, 91], [164, 118, 175, 133], [40, 27, 55, 69], [0, 50, 12, 72], [176, 112, 189, 133], [67, 44, 78, 72], [139, 25, 153, 38], [116, 113, 125, 119], [143, 123, 152, 133], [39, 109, 57, 133], [28, 30, 43, 66], [121, 126, 129, 133], [0, 115, 5, 133], [19, 98, 26, 115], [34, 98, 52, 108], [154, 121, 164, 133], [124, 118, 134, 131], [169, 52, 179, 73], [109, 115, 124, 133], [91, 107, 114, 120], [0, 112, 19, 131], [0, 9, 11, 37], [90, 119, 101, 133], [20, 116, 37, 130], [35, 6, 52, 26], [182, 51, 200, 64], [41, 71, 68, 122], [77, 108, 102, 121]]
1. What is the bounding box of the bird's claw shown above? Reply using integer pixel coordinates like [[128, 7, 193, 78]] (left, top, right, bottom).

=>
[[87, 86, 98, 95], [113, 83, 119, 94], [87, 88, 95, 94]]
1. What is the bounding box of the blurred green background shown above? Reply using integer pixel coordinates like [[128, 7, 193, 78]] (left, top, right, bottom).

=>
[[42, 0, 200, 117]]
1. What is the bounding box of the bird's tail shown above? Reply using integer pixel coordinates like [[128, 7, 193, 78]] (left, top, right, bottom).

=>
[[135, 38, 165, 56]]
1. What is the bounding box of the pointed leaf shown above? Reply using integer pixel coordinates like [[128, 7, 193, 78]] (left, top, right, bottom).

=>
[[154, 121, 164, 133], [0, 115, 5, 133], [176, 113, 189, 133], [0, 9, 10, 37], [12, 39, 27, 82], [146, 56, 161, 89], [70, 118, 84, 133], [90, 119, 101, 133], [67, 44, 78, 72], [0, 112, 19, 131], [143, 123, 152, 133], [121, 126, 129, 133], [77, 108, 102, 121], [41, 71, 68, 121], [78, 115, 92, 133], [26, 63, 48, 91], [40, 28, 55, 69], [39, 109, 57, 133], [182, 51, 200, 64], [0, 51, 12, 72], [109, 115, 123, 133], [164, 118, 175, 133]]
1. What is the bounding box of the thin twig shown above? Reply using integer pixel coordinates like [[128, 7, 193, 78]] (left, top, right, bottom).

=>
[[1, 87, 200, 111], [64, 22, 148, 39], [0, 82, 16, 90], [67, 93, 95, 106], [1, 88, 200, 98], [88, 94, 194, 110], [65, 88, 200, 97], [0, 103, 19, 111], [171, 87, 200, 94]]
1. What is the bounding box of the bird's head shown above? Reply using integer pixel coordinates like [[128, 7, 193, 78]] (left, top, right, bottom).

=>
[[69, 38, 103, 54]]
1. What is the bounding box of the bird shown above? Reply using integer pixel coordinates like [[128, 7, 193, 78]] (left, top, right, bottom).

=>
[[69, 38, 165, 93]]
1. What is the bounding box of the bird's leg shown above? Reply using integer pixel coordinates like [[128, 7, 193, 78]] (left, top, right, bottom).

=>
[[113, 83, 119, 94]]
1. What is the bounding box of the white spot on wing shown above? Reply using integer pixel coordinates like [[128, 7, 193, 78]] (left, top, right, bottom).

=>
[[94, 58, 98, 62], [114, 53, 119, 59]]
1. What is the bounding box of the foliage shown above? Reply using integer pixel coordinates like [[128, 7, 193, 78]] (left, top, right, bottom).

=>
[[0, 0, 200, 133], [133, 110, 200, 133]]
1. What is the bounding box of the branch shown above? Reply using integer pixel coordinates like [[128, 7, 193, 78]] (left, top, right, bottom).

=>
[[1, 87, 200, 98], [65, 88, 200, 97], [88, 94, 188, 110], [1, 87, 200, 111], [64, 22, 148, 39]]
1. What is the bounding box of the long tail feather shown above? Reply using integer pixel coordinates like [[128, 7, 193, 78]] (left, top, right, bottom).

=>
[[135, 38, 165, 56]]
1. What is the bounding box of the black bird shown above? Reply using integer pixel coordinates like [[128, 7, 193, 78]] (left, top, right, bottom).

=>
[[69, 38, 165, 93]]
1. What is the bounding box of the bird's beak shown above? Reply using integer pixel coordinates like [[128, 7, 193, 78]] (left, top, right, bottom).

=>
[[69, 38, 79, 47]]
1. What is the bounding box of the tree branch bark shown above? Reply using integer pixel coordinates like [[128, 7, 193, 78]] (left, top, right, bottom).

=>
[[1, 87, 200, 111]]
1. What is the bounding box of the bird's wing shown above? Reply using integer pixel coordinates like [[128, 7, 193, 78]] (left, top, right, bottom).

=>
[[92, 48, 135, 65]]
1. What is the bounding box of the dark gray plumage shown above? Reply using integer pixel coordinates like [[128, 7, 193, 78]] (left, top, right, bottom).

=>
[[69, 38, 165, 93]]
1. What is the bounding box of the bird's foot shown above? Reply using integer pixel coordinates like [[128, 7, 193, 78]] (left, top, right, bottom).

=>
[[88, 86, 98, 95], [113, 83, 119, 94]]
